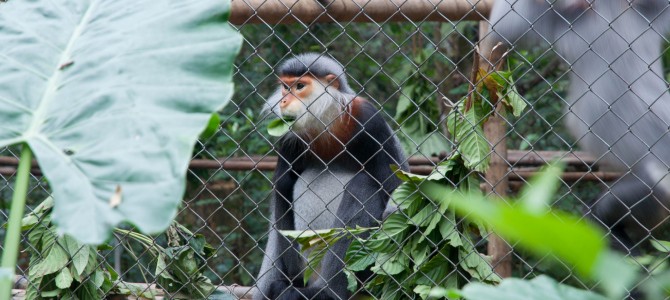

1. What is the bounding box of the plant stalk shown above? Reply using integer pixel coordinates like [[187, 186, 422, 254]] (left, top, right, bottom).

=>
[[0, 144, 33, 300]]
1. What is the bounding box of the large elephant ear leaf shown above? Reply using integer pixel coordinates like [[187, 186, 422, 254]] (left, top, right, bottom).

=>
[[0, 0, 242, 244]]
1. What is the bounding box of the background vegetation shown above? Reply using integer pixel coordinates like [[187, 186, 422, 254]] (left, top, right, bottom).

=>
[[1, 17, 669, 296]]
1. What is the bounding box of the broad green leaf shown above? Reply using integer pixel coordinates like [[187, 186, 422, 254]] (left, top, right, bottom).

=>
[[55, 268, 73, 289], [21, 197, 54, 231], [458, 109, 490, 173], [381, 213, 409, 237], [115, 282, 158, 299], [372, 252, 407, 276], [591, 251, 638, 299], [519, 163, 564, 214], [61, 235, 89, 277], [447, 189, 605, 278], [651, 240, 670, 251], [344, 269, 359, 292], [0, 0, 242, 244], [267, 118, 295, 137], [29, 243, 69, 277], [458, 246, 500, 283], [446, 105, 490, 173], [200, 113, 221, 140], [461, 275, 608, 300], [501, 85, 527, 117], [345, 238, 377, 272], [40, 289, 62, 298], [413, 285, 432, 300], [305, 244, 328, 285]]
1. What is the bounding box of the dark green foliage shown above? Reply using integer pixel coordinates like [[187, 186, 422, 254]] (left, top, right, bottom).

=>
[[21, 198, 116, 300], [342, 157, 501, 300], [21, 197, 223, 299], [155, 225, 218, 298]]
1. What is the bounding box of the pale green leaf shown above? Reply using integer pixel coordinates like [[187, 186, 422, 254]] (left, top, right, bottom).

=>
[[344, 269, 359, 292], [519, 163, 564, 214], [267, 118, 295, 137], [61, 235, 89, 276], [55, 268, 73, 289], [502, 85, 527, 117], [448, 190, 606, 278], [0, 0, 242, 244], [462, 275, 608, 300], [457, 109, 490, 173], [650, 239, 670, 251], [29, 244, 68, 277]]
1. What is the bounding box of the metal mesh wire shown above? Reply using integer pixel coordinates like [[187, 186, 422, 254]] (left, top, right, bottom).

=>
[[2, 0, 670, 298]]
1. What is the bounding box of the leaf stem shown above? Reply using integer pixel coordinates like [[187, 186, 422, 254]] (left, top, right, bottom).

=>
[[0, 144, 33, 300]]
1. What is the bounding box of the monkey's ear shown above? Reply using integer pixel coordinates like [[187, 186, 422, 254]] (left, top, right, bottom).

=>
[[325, 74, 340, 90]]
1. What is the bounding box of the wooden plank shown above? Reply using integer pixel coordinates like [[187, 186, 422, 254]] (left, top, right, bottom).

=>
[[230, 0, 493, 25]]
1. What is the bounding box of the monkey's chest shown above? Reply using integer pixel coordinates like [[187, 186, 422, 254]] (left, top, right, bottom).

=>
[[292, 166, 356, 230]]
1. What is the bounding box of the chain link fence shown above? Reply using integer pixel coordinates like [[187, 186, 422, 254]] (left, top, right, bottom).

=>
[[2, 0, 670, 299]]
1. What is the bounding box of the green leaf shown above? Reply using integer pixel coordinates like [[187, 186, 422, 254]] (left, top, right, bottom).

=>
[[267, 118, 295, 137], [457, 109, 490, 173], [372, 252, 407, 276], [591, 251, 638, 299], [21, 197, 54, 231], [413, 285, 433, 300], [446, 104, 491, 173], [461, 275, 608, 300], [304, 244, 328, 285], [651, 240, 670, 252], [61, 235, 89, 277], [29, 243, 69, 278], [200, 113, 221, 140], [447, 185, 606, 278], [55, 268, 73, 289], [501, 85, 527, 117], [345, 238, 377, 272], [115, 282, 158, 299], [0, 0, 242, 244], [519, 163, 564, 214], [344, 269, 359, 292], [458, 246, 501, 283]]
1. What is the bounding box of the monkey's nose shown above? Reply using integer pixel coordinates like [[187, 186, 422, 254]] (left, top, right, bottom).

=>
[[279, 98, 289, 109]]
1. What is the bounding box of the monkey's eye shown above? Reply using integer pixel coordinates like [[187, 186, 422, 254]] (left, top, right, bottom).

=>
[[296, 83, 306, 90], [282, 84, 290, 91]]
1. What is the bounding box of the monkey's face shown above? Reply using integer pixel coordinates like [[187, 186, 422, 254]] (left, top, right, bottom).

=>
[[277, 74, 341, 131]]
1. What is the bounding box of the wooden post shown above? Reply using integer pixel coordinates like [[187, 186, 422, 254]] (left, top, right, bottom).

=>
[[478, 22, 513, 278]]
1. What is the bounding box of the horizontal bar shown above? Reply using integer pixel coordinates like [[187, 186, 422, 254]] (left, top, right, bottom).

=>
[[230, 0, 493, 25]]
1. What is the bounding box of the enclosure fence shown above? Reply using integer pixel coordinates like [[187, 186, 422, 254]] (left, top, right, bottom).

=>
[[2, 0, 668, 299]]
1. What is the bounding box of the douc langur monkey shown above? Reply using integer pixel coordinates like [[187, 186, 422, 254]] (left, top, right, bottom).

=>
[[483, 0, 670, 253], [255, 53, 408, 299]]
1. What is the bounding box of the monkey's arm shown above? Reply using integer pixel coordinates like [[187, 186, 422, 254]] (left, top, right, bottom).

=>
[[254, 136, 307, 300], [271, 99, 406, 300]]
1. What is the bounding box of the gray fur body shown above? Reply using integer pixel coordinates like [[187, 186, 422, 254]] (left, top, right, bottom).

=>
[[485, 0, 670, 249], [255, 166, 355, 299]]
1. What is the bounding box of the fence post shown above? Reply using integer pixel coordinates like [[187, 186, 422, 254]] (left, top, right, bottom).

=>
[[478, 22, 513, 278]]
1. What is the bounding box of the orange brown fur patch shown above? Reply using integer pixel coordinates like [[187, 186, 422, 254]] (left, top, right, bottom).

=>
[[302, 97, 364, 161]]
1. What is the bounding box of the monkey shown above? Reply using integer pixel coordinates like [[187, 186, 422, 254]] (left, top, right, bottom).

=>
[[254, 53, 408, 299], [483, 0, 670, 253]]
